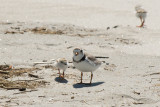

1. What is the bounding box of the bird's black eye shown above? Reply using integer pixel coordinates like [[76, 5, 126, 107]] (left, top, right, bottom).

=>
[[80, 50, 83, 53]]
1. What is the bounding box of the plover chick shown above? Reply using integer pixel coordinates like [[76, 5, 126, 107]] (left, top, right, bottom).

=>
[[34, 58, 68, 78], [135, 5, 147, 27], [53, 58, 68, 78], [72, 48, 101, 84]]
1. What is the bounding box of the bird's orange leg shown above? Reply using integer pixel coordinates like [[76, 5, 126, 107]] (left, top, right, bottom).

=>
[[139, 20, 145, 27], [140, 16, 143, 23], [141, 20, 145, 27], [58, 69, 60, 77], [137, 16, 143, 27], [90, 72, 93, 84], [61, 71, 65, 79], [80, 72, 83, 84]]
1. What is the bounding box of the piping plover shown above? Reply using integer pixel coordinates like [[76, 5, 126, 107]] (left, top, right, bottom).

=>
[[72, 48, 101, 84], [135, 5, 147, 27], [54, 58, 68, 78], [33, 58, 68, 78]]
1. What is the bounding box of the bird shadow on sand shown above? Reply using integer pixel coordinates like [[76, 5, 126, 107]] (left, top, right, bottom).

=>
[[73, 82, 104, 88], [55, 77, 68, 83]]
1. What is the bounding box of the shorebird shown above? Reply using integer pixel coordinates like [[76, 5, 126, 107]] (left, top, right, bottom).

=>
[[33, 58, 68, 78], [72, 48, 101, 84], [54, 58, 68, 78], [135, 5, 147, 27]]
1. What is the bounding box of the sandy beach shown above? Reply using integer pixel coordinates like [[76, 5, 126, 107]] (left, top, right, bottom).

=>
[[0, 0, 160, 106]]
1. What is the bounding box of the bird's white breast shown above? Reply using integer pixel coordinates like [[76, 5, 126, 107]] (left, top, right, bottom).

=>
[[73, 59, 100, 72], [136, 12, 147, 19], [55, 62, 67, 71]]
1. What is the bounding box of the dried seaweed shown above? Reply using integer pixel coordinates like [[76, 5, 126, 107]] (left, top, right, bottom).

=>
[[0, 67, 48, 90], [0, 65, 12, 71], [31, 27, 65, 35], [0, 78, 47, 90]]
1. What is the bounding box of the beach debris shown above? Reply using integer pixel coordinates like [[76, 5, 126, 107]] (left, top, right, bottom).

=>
[[106, 27, 110, 30], [10, 27, 20, 30], [61, 93, 68, 95], [0, 70, 9, 74], [149, 72, 160, 76], [14, 89, 38, 94], [143, 72, 160, 77], [115, 38, 139, 45], [133, 102, 144, 105], [67, 46, 73, 49], [4, 30, 24, 34], [0, 67, 47, 90], [71, 96, 74, 99], [0, 65, 12, 71], [30, 27, 65, 35], [33, 62, 52, 66], [95, 89, 105, 93], [133, 91, 141, 95], [28, 73, 39, 78], [19, 88, 26, 91], [0, 78, 47, 90], [148, 65, 155, 68], [38, 96, 46, 98], [3, 22, 108, 37], [0, 22, 12, 25], [113, 25, 119, 28], [33, 60, 57, 70]]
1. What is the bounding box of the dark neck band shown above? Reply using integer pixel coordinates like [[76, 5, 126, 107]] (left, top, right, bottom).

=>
[[73, 54, 86, 63]]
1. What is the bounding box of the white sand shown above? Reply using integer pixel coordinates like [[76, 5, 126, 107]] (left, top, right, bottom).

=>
[[0, 0, 160, 106]]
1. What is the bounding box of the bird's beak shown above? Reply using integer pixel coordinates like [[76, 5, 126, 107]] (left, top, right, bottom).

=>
[[75, 52, 78, 56]]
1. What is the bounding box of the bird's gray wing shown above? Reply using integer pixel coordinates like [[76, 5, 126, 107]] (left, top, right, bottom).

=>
[[85, 53, 101, 66], [137, 8, 147, 13]]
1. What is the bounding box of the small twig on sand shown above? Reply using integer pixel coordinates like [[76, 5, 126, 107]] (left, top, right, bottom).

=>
[[95, 89, 105, 93], [67, 46, 73, 49], [81, 100, 89, 105], [5, 87, 22, 90], [0, 70, 9, 74], [13, 78, 44, 82], [150, 72, 160, 75], [33, 62, 52, 66], [13, 89, 38, 94], [28, 73, 39, 78], [68, 61, 73, 63], [143, 72, 160, 77], [133, 102, 144, 105]]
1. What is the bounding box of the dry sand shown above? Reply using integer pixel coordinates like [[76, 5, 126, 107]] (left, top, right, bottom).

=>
[[0, 0, 160, 107]]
